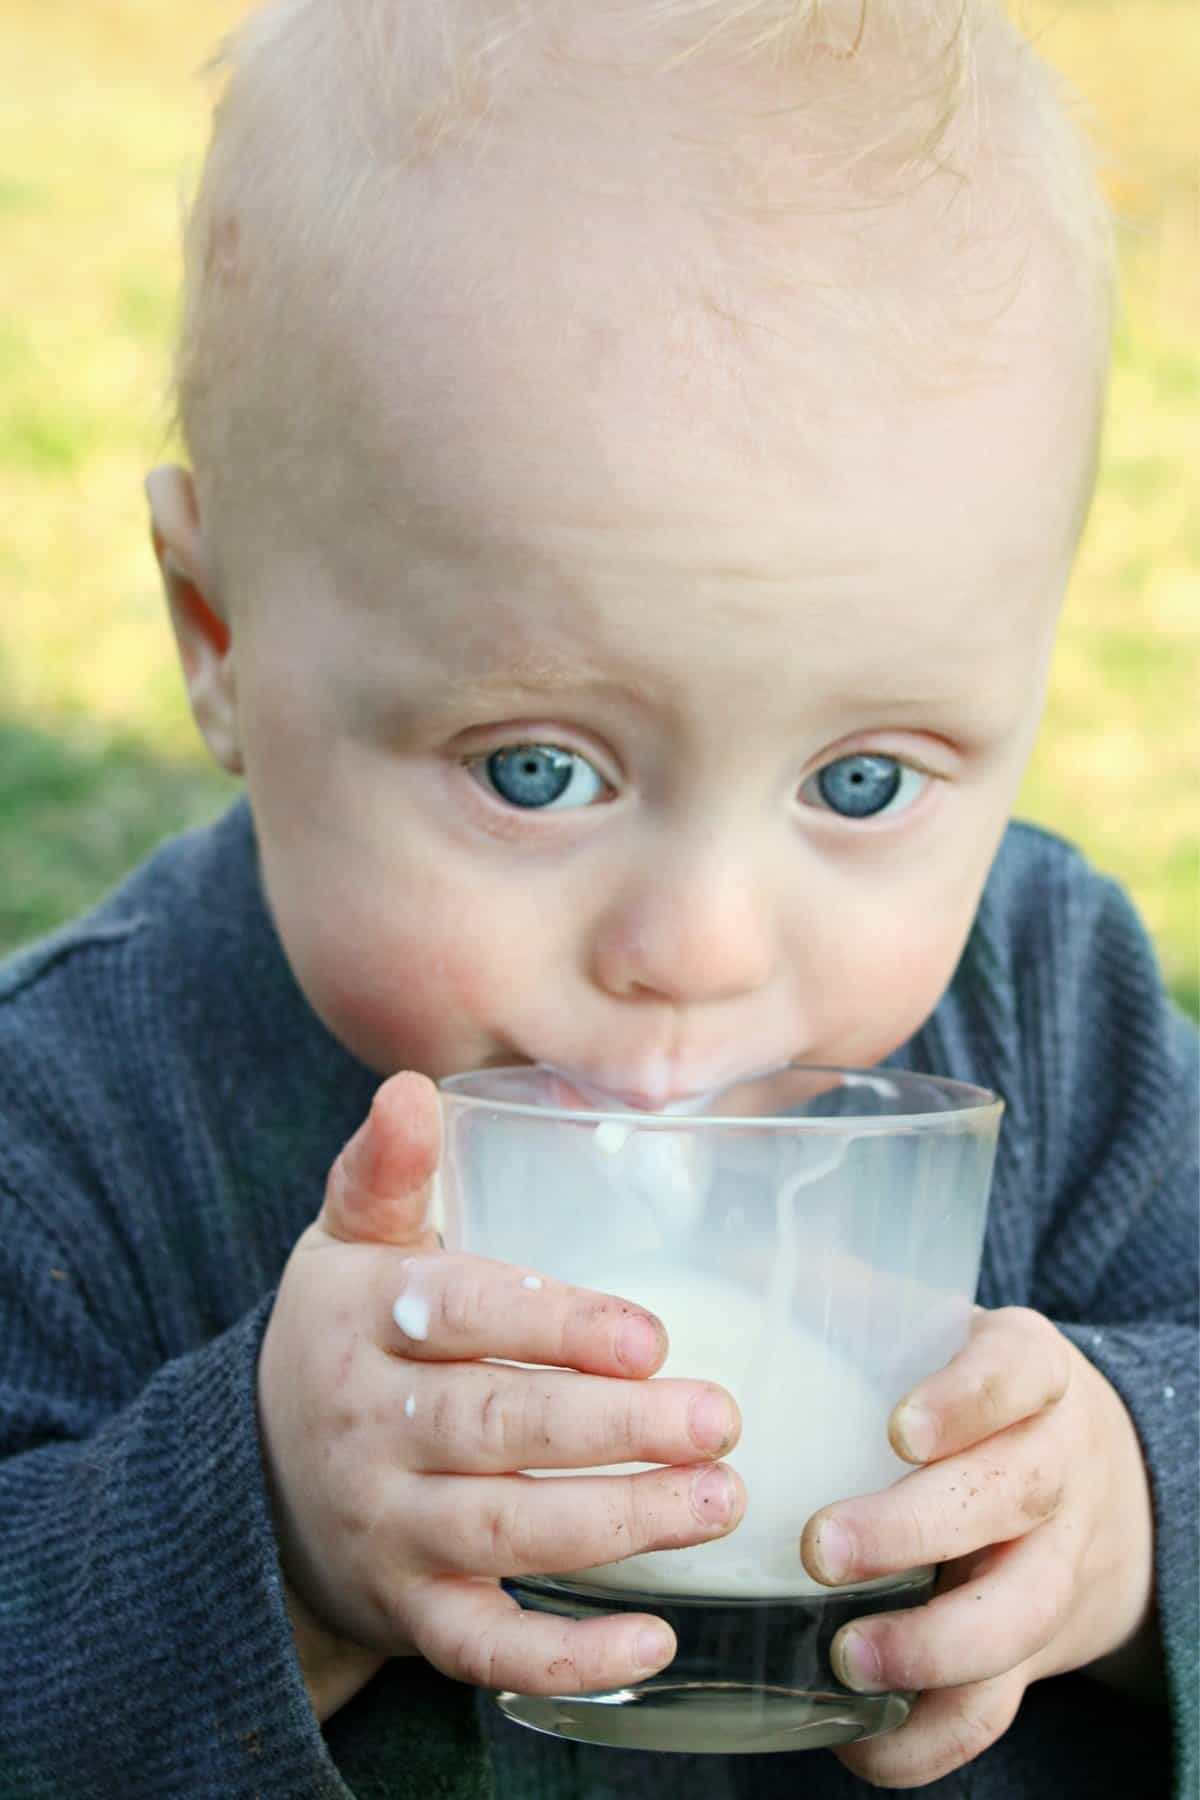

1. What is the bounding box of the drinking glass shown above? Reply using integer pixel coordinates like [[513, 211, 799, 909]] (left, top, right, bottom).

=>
[[437, 1063, 1002, 1755]]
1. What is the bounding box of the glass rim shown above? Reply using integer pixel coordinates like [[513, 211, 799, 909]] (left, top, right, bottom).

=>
[[438, 1062, 1003, 1132]]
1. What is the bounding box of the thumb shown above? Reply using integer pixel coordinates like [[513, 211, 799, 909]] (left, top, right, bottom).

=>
[[319, 1071, 441, 1246]]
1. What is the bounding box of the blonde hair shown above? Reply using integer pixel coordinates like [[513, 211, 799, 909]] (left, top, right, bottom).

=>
[[173, 0, 1114, 521]]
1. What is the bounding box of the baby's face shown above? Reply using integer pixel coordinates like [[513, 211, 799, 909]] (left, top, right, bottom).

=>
[[160, 148, 1100, 1104]]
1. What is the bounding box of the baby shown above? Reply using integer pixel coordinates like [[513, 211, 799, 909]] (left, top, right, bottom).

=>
[[0, 2, 1194, 1797]]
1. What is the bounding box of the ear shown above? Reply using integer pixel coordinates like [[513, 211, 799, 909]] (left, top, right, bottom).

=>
[[145, 464, 244, 775]]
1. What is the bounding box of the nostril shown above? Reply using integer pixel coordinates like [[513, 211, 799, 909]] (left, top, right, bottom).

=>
[[590, 866, 775, 1007]]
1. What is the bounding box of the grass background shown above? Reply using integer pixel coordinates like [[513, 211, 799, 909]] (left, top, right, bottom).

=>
[[1, 1, 1196, 1014]]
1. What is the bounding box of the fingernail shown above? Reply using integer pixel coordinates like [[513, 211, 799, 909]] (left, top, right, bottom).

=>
[[892, 1402, 939, 1463], [688, 1387, 736, 1454], [690, 1465, 737, 1527], [811, 1516, 853, 1583], [617, 1312, 663, 1371], [835, 1627, 883, 1692], [635, 1626, 675, 1671]]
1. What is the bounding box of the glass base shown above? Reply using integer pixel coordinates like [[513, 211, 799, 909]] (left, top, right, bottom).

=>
[[498, 1572, 931, 1755]]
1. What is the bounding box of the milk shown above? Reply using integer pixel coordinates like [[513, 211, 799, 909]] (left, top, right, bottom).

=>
[[559, 1261, 911, 1599], [522, 1125, 911, 1598]]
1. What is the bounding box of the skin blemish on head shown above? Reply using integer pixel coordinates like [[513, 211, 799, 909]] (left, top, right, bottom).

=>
[[204, 213, 243, 288], [333, 1338, 356, 1390]]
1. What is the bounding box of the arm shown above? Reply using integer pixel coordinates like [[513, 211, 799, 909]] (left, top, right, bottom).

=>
[[800, 852, 1197, 1793], [1050, 1005, 1198, 1743], [0, 1194, 346, 1798]]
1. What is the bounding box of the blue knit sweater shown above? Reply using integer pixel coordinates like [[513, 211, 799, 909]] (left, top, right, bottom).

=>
[[0, 802, 1194, 1798]]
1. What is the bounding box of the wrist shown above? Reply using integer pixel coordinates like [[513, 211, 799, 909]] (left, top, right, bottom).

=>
[[283, 1577, 387, 1723]]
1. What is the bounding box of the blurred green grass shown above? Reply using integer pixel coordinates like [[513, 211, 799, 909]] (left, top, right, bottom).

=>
[[0, 719, 233, 952], [1, 0, 1196, 1015]]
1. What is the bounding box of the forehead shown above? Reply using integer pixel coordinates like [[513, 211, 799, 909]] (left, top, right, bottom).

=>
[[234, 31, 1097, 539], [266, 168, 1094, 612], [217, 21, 1103, 718], [256, 282, 1076, 754]]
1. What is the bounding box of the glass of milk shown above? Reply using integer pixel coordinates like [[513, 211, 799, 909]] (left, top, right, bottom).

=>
[[437, 1063, 1002, 1755]]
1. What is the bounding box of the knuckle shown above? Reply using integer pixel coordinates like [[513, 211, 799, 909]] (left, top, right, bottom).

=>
[[607, 1384, 645, 1460], [966, 1365, 1009, 1433], [556, 1628, 624, 1694], [479, 1376, 554, 1464], [999, 1307, 1069, 1395], [1020, 1581, 1059, 1654], [880, 1617, 944, 1691], [428, 1382, 461, 1450], [498, 1625, 599, 1698], [481, 1486, 535, 1570], [439, 1271, 490, 1340], [896, 1494, 938, 1569], [359, 1564, 408, 1640], [1026, 1544, 1073, 1646], [627, 1467, 696, 1552], [944, 1678, 1021, 1771], [623, 1473, 664, 1550], [1019, 1464, 1064, 1523], [478, 1376, 516, 1459], [452, 1624, 507, 1690]]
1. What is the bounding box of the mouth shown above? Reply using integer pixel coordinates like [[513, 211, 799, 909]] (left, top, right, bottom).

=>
[[545, 1059, 795, 1116]]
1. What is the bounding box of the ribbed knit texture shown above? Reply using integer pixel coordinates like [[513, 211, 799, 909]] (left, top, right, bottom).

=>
[[0, 800, 1194, 1799]]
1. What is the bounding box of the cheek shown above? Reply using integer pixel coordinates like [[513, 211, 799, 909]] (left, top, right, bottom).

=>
[[263, 844, 518, 1074], [330, 918, 520, 1074], [799, 889, 978, 1065]]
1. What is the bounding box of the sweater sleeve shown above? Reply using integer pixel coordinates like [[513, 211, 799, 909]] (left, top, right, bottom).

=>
[[0, 1187, 352, 1799], [1051, 1020, 1199, 1800], [0, 839, 494, 1800], [1014, 862, 1199, 1800]]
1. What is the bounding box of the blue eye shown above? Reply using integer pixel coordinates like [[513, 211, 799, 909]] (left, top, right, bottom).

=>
[[476, 744, 608, 810], [806, 754, 925, 820]]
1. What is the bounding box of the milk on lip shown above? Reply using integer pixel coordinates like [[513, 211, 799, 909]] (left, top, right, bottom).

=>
[[550, 1062, 773, 1115]]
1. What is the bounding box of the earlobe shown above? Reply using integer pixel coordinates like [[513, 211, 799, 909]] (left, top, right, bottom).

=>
[[145, 464, 244, 775]]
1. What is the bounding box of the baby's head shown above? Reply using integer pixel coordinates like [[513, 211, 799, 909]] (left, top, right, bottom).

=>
[[148, 0, 1113, 1102]]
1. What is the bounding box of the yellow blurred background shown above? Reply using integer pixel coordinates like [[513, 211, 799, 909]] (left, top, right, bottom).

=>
[[1, 0, 1197, 1011]]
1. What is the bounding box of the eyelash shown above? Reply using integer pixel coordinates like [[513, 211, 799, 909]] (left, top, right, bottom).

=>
[[466, 742, 933, 822]]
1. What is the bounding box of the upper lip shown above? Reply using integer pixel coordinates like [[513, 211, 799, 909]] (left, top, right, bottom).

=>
[[551, 1060, 795, 1114]]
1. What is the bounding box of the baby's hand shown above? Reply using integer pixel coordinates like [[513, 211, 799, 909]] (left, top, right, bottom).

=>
[[258, 1073, 744, 1720], [800, 1308, 1157, 1787]]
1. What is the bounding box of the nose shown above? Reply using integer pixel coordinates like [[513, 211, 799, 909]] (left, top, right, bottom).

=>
[[589, 843, 775, 1006]]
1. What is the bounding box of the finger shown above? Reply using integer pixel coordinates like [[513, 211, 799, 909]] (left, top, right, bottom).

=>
[[319, 1072, 441, 1247], [384, 1252, 670, 1377], [830, 1530, 1072, 1695], [397, 1463, 746, 1577], [889, 1307, 1071, 1464], [833, 1668, 1026, 1789], [406, 1575, 677, 1696], [396, 1363, 740, 1473], [801, 1411, 1067, 1585]]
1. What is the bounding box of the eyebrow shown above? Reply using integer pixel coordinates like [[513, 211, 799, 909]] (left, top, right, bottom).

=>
[[418, 647, 660, 718]]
